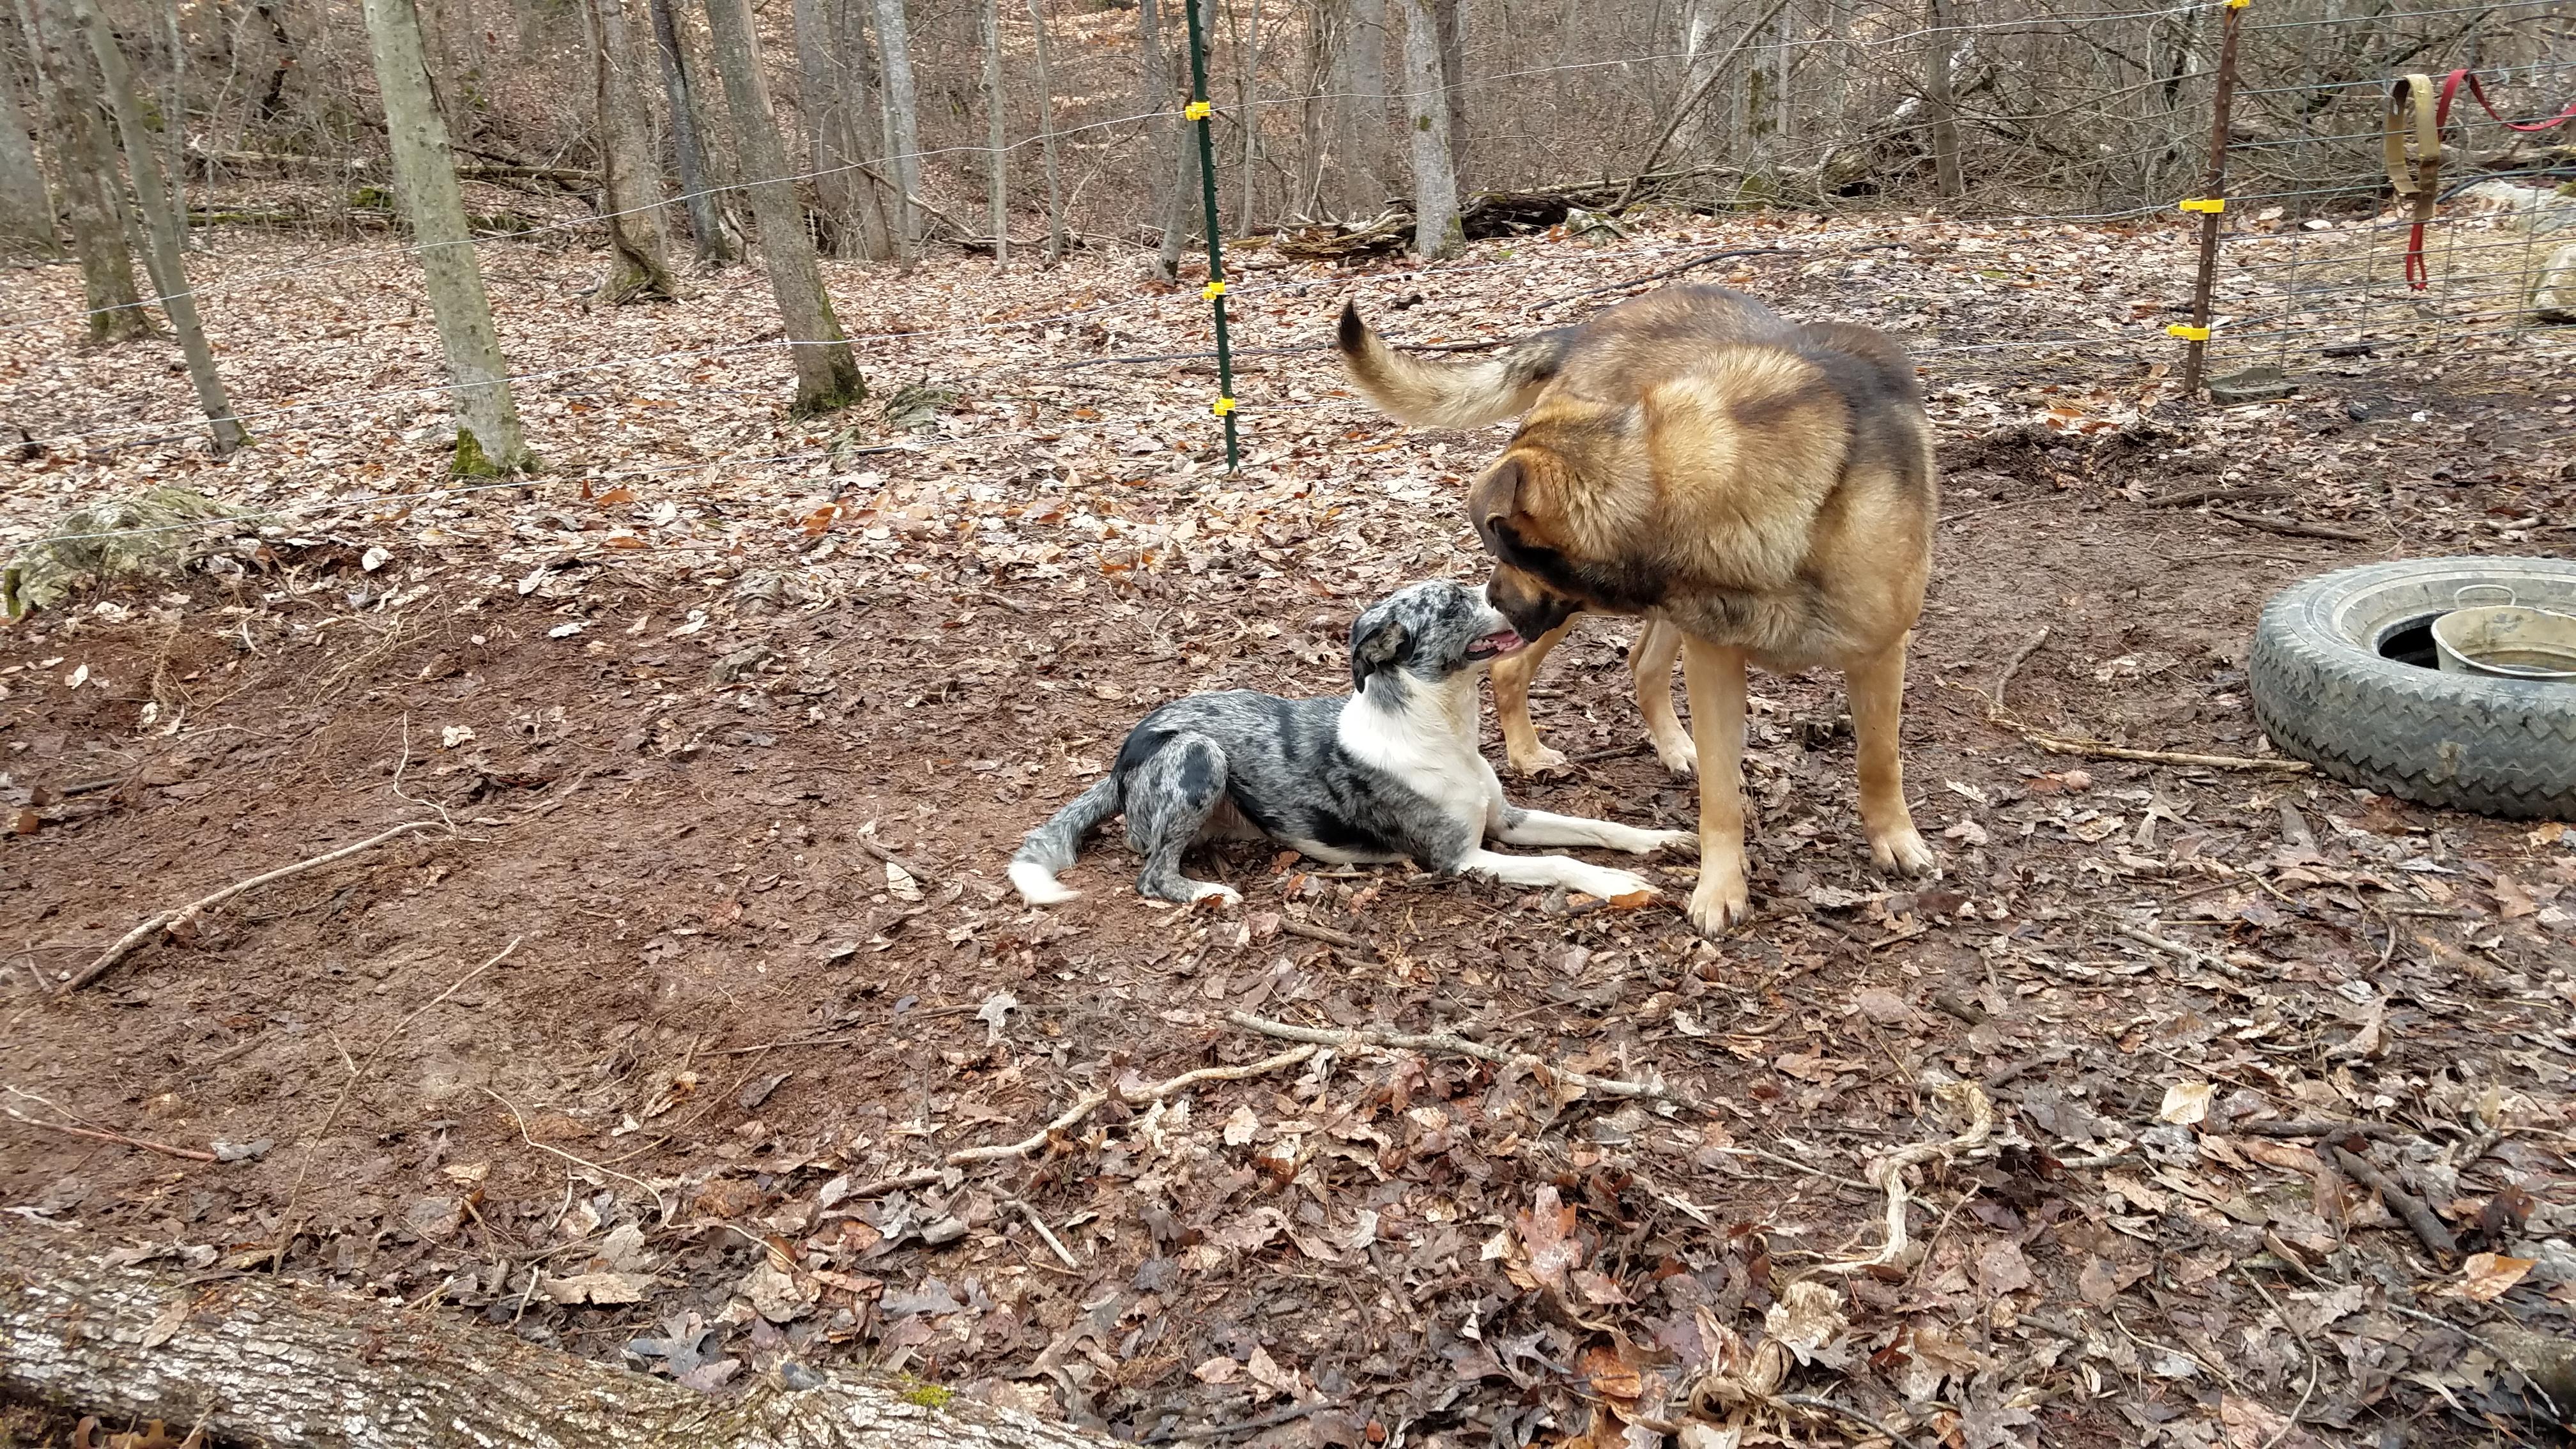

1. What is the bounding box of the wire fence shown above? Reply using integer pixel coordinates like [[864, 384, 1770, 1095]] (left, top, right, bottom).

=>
[[8, 0, 2573, 559]]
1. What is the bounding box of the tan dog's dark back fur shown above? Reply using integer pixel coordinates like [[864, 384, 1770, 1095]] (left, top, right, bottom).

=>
[[1338, 286, 1940, 934]]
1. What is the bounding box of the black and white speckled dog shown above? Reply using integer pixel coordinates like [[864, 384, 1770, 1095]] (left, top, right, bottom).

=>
[[1009, 580, 1690, 907]]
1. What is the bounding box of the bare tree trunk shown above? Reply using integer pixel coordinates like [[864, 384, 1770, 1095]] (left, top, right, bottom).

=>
[[162, 0, 185, 248], [1140, 0, 1189, 279], [1395, 0, 1457, 257], [0, 1229, 1126, 1449], [981, 0, 1005, 265], [0, 61, 54, 256], [27, 0, 150, 340], [647, 0, 736, 263], [702, 0, 862, 415], [1673, 0, 1722, 166], [832, 0, 893, 259], [359, 0, 533, 473], [1332, 0, 1384, 219], [73, 0, 242, 451], [870, 0, 919, 259], [1027, 0, 1062, 261], [1923, 0, 1963, 199], [1236, 0, 1261, 235], [1429, 0, 1462, 188], [790, 0, 858, 256], [583, 0, 679, 302]]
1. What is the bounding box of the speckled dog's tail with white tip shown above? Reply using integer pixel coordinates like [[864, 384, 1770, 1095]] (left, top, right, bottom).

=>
[[1008, 777, 1120, 905]]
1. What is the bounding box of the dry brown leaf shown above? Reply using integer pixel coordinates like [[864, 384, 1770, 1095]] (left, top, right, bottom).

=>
[[1515, 1183, 1583, 1292]]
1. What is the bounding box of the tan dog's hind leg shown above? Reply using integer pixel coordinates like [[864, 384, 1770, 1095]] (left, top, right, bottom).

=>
[[1847, 636, 1936, 877], [1630, 620, 1696, 776], [1491, 617, 1575, 775], [1679, 637, 1751, 935]]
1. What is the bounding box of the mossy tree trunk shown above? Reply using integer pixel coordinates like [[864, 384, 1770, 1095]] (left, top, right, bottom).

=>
[[360, 0, 535, 473], [702, 0, 862, 416], [1027, 0, 1063, 261]]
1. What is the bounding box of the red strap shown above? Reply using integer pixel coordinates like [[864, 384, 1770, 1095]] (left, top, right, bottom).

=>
[[2406, 70, 2575, 290], [2437, 67, 2576, 133]]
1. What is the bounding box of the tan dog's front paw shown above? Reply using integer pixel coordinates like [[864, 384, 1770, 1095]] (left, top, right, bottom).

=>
[[1870, 827, 1938, 878], [1507, 742, 1570, 777], [1687, 871, 1752, 936], [1651, 732, 1698, 778]]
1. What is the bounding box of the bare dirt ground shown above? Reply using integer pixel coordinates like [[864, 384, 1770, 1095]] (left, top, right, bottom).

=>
[[4, 208, 2575, 1448]]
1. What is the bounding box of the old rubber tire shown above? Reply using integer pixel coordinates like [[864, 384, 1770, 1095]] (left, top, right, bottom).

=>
[[2249, 557, 2576, 819]]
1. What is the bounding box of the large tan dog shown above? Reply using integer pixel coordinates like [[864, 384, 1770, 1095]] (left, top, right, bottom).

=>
[[1336, 285, 1938, 934]]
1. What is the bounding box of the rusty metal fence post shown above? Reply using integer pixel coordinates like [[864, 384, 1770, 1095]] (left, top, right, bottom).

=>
[[2175, 0, 2247, 397]]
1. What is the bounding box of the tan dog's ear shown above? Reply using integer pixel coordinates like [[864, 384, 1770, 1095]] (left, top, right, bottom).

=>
[[1467, 455, 1526, 553]]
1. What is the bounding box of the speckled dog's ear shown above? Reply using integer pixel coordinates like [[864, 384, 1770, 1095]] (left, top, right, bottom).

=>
[[1349, 615, 1410, 694]]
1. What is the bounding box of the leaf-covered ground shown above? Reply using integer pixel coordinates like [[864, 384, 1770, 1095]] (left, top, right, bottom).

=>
[[4, 202, 2574, 1449]]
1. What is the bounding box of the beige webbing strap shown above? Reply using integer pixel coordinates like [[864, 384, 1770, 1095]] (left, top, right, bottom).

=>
[[2385, 72, 2440, 219]]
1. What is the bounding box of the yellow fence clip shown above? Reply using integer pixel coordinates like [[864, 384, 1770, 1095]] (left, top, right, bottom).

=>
[[1201, 280, 1227, 300], [1211, 396, 1236, 417], [1184, 100, 1212, 121], [2166, 324, 2211, 341], [2178, 197, 2226, 213], [2227, 0, 2249, 9]]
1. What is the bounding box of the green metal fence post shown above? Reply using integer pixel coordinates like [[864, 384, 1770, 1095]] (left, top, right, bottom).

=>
[[1180, 0, 1239, 471]]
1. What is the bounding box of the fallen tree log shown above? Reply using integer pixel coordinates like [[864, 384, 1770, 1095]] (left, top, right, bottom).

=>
[[0, 1227, 1116, 1449]]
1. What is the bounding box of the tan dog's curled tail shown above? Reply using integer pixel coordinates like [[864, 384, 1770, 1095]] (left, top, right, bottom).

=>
[[1335, 300, 1570, 431]]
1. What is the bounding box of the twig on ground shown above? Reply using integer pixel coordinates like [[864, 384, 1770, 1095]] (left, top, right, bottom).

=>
[[1993, 627, 2050, 710], [1143, 1397, 1348, 1445], [1567, 740, 1653, 766], [273, 939, 521, 1252], [2238, 1265, 2321, 1449], [841, 1046, 1323, 1200], [2382, 1303, 2565, 1421], [1987, 709, 2311, 774], [1814, 1082, 1995, 1276], [1774, 1393, 1922, 1449], [69, 820, 441, 991], [1, 1087, 219, 1162], [2326, 1143, 2457, 1255], [2113, 921, 2253, 981], [2236, 1119, 2404, 1140], [2145, 485, 2290, 509], [855, 835, 944, 888], [1278, 918, 1369, 953], [2211, 508, 2372, 543], [1014, 1200, 1082, 1270], [1227, 1011, 1679, 1106], [1529, 246, 1792, 310], [484, 1084, 670, 1224], [1708, 1144, 1879, 1195]]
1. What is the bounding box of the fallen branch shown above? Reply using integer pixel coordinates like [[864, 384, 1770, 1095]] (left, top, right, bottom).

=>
[[1988, 710, 2311, 774], [843, 1045, 1322, 1197], [1774, 1395, 1924, 1449], [1225, 1011, 1682, 1106], [1, 1089, 218, 1162], [2211, 507, 2373, 543], [0, 1229, 1126, 1449], [2234, 1119, 2404, 1140], [1278, 918, 1369, 953], [1814, 1081, 1995, 1276], [69, 819, 440, 991], [2144, 485, 2290, 509], [856, 835, 944, 889], [1528, 246, 1793, 312], [2326, 1143, 2457, 1256], [2112, 922, 2254, 981], [2237, 1266, 2320, 1449], [1992, 627, 2050, 710]]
